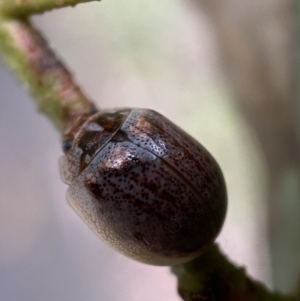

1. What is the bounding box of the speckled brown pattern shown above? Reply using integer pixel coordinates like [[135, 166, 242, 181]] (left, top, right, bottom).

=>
[[60, 108, 227, 265]]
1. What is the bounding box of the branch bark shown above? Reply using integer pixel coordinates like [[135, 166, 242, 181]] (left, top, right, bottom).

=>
[[0, 17, 96, 132], [172, 244, 296, 301], [0, 0, 100, 17]]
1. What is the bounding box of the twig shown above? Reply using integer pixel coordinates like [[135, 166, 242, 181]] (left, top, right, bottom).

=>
[[0, 17, 96, 132], [296, 0, 300, 296], [297, 0, 300, 139], [0, 0, 100, 17], [172, 244, 296, 301]]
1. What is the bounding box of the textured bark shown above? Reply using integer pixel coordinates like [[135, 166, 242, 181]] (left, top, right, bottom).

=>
[[173, 244, 296, 301], [0, 18, 96, 132]]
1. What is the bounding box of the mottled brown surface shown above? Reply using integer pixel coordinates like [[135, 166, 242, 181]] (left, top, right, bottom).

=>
[[60, 108, 227, 265]]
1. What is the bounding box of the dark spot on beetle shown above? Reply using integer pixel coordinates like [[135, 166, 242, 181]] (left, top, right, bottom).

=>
[[85, 181, 104, 199], [89, 107, 99, 116], [159, 189, 174, 203], [62, 139, 73, 153], [111, 130, 130, 143], [95, 109, 131, 133], [133, 232, 150, 246], [78, 130, 100, 151]]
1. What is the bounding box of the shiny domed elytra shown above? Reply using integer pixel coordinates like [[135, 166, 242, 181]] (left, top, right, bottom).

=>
[[59, 108, 227, 265]]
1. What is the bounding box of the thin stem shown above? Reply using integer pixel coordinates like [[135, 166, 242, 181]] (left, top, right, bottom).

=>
[[172, 244, 296, 301], [296, 0, 300, 297], [0, 0, 100, 17], [297, 0, 300, 140], [0, 17, 96, 133]]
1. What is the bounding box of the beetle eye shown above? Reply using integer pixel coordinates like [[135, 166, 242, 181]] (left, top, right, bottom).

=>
[[62, 139, 73, 153]]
